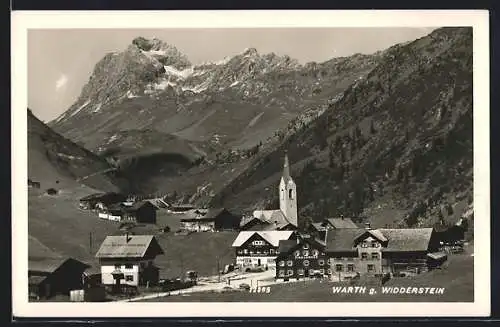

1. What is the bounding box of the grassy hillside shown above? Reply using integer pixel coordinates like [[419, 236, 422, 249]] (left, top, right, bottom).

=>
[[28, 109, 129, 193], [28, 188, 237, 278]]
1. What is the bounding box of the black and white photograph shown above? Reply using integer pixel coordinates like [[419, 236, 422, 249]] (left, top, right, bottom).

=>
[[12, 10, 490, 317]]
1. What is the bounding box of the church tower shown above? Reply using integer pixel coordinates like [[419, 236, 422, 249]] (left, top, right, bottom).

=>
[[279, 152, 298, 227]]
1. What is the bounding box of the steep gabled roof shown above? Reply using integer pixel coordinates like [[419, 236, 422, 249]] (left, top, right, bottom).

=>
[[325, 228, 366, 252], [326, 217, 358, 229], [95, 235, 164, 258], [379, 228, 434, 252], [124, 201, 156, 212], [232, 231, 296, 247], [28, 257, 90, 273], [252, 209, 293, 229], [277, 239, 297, 254]]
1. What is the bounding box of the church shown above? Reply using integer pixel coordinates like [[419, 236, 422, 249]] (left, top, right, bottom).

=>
[[240, 153, 299, 231]]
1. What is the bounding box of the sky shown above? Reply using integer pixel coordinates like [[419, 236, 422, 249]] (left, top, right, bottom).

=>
[[28, 27, 436, 122]]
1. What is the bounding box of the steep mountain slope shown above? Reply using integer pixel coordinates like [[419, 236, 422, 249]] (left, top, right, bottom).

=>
[[28, 109, 129, 192], [209, 27, 473, 229]]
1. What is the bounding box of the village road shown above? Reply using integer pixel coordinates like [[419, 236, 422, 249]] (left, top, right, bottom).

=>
[[118, 269, 284, 302]]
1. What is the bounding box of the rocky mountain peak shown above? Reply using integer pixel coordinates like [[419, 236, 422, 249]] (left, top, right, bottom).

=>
[[131, 36, 192, 69], [242, 47, 258, 57]]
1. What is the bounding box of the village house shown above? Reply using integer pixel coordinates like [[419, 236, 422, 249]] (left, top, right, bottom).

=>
[[122, 201, 158, 224], [307, 216, 359, 240], [240, 153, 299, 231], [95, 234, 164, 287], [275, 234, 328, 280], [97, 201, 158, 224], [180, 208, 241, 232], [28, 257, 90, 299], [79, 192, 126, 210], [231, 230, 299, 268], [325, 227, 444, 280]]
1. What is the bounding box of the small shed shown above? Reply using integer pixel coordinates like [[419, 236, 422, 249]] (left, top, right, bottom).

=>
[[28, 257, 91, 299]]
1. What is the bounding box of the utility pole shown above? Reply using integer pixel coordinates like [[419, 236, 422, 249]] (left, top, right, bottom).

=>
[[217, 257, 221, 283], [89, 232, 93, 254], [180, 253, 184, 281]]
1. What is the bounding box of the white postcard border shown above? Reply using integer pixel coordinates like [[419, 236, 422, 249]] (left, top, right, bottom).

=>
[[11, 9, 490, 317]]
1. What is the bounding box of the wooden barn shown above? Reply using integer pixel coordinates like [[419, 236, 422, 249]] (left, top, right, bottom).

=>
[[122, 201, 158, 224], [29, 257, 90, 299], [180, 208, 241, 232]]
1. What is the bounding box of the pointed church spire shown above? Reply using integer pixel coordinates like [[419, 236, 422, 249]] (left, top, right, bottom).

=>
[[283, 151, 290, 182]]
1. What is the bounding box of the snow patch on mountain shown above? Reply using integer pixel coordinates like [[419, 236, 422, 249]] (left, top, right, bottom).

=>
[[92, 103, 103, 113], [126, 90, 139, 99], [70, 100, 91, 118], [247, 112, 265, 128], [164, 65, 195, 79], [182, 79, 211, 94]]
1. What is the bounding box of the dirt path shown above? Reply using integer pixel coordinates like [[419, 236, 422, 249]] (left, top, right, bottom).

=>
[[118, 269, 278, 302]]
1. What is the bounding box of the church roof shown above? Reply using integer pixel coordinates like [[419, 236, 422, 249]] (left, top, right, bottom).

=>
[[252, 209, 295, 229]]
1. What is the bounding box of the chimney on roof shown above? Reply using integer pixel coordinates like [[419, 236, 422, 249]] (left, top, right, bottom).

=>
[[364, 222, 371, 230]]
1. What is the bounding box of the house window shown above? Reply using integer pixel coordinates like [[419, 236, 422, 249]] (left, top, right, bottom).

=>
[[287, 260, 293, 267], [279, 260, 285, 267], [318, 260, 325, 266], [297, 269, 304, 275], [125, 275, 134, 282], [287, 270, 294, 276], [237, 250, 243, 255], [361, 243, 368, 248], [309, 269, 315, 276], [125, 264, 133, 269], [347, 264, 354, 272], [303, 250, 309, 257], [361, 253, 368, 260], [327, 269, 332, 275], [303, 260, 310, 267], [368, 264, 375, 273], [371, 253, 379, 260], [294, 250, 301, 258], [289, 189, 293, 199], [278, 270, 285, 277], [347, 257, 354, 261], [371, 242, 379, 248], [269, 249, 275, 254], [243, 249, 248, 254], [303, 243, 309, 250], [320, 269, 325, 275], [312, 249, 319, 257], [335, 264, 343, 272]]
